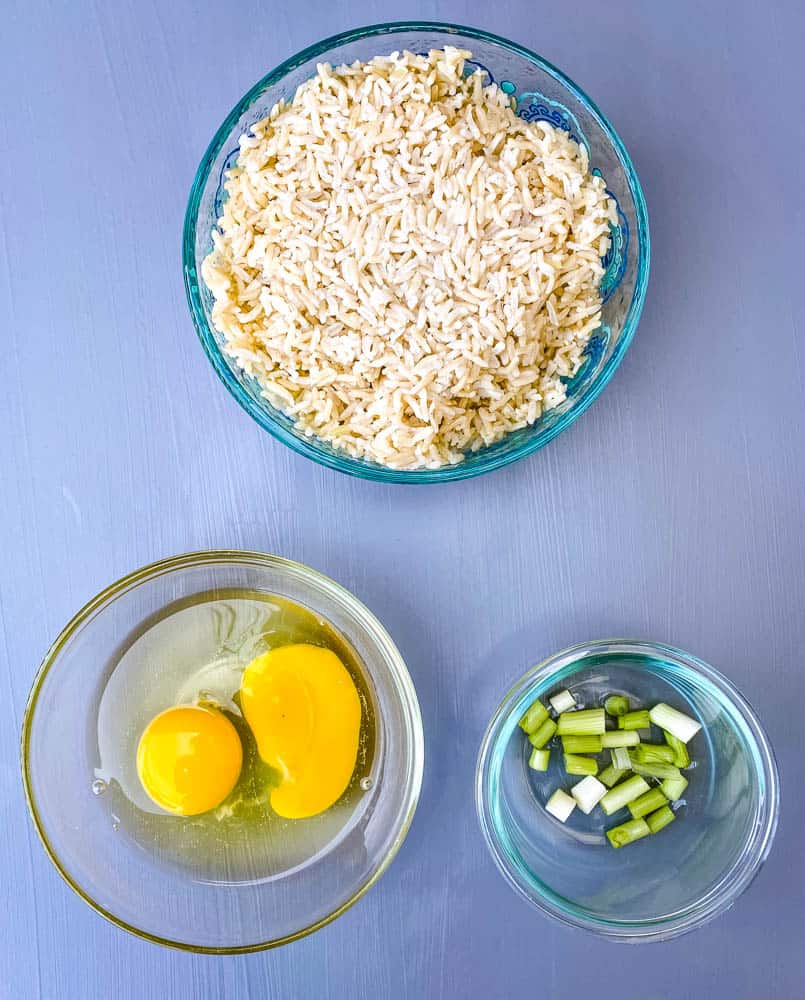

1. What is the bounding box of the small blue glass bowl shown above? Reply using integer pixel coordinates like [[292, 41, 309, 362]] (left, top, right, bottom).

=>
[[183, 22, 650, 483], [476, 640, 779, 941]]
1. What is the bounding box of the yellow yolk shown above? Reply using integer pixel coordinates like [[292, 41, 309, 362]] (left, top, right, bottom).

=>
[[240, 644, 361, 819], [136, 705, 243, 816]]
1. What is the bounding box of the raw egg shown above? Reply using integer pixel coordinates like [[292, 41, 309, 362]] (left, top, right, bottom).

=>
[[240, 643, 361, 819], [136, 705, 243, 816]]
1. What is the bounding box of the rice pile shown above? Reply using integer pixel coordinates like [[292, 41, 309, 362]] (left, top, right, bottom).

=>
[[201, 48, 616, 469]]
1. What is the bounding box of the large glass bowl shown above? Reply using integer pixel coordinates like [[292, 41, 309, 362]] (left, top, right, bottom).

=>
[[183, 21, 650, 483], [476, 640, 779, 941], [21, 551, 423, 952]]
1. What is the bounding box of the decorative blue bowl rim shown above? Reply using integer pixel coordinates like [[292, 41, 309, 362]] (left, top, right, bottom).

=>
[[183, 21, 651, 483], [475, 639, 780, 942]]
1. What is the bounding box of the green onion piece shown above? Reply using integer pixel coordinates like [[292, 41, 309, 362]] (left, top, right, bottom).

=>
[[627, 787, 668, 819], [561, 735, 602, 753], [545, 788, 576, 823], [649, 703, 701, 743], [663, 730, 691, 768], [599, 774, 651, 815], [528, 718, 557, 749], [631, 743, 676, 765], [570, 775, 607, 814], [549, 689, 576, 714], [528, 747, 550, 771], [628, 756, 683, 781], [610, 746, 631, 771], [606, 817, 651, 848], [618, 710, 651, 731], [563, 753, 598, 776], [600, 730, 640, 748], [646, 805, 676, 834], [604, 695, 630, 717], [556, 708, 606, 736], [660, 774, 689, 801], [598, 765, 627, 788], [519, 699, 549, 734]]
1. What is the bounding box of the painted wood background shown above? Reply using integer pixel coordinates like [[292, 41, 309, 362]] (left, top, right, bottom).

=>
[[1, 1, 803, 996]]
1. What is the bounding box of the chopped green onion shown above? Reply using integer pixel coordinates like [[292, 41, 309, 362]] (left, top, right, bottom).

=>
[[545, 788, 576, 823], [606, 817, 651, 848], [549, 689, 576, 714], [600, 730, 640, 748], [599, 775, 651, 815], [646, 805, 676, 834], [528, 747, 550, 771], [604, 695, 630, 717], [519, 699, 549, 734], [618, 709, 651, 731], [660, 774, 689, 801], [564, 753, 598, 776], [630, 743, 676, 765], [628, 756, 683, 781], [627, 787, 668, 819], [561, 735, 602, 753], [570, 775, 607, 814], [598, 764, 627, 788], [649, 703, 701, 743], [556, 708, 606, 736], [528, 718, 557, 749], [663, 730, 691, 768], [530, 696, 699, 843]]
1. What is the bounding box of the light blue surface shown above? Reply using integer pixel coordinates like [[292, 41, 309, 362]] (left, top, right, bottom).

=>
[[1, 1, 803, 997]]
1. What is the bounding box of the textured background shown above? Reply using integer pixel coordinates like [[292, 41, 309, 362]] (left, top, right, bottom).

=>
[[1, 1, 804, 997]]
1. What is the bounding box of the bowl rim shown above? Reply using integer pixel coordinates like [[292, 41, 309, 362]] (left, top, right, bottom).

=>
[[20, 549, 424, 954], [182, 20, 651, 483], [475, 638, 780, 942]]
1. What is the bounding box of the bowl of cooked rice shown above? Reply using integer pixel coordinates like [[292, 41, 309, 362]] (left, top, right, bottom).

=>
[[183, 21, 649, 482]]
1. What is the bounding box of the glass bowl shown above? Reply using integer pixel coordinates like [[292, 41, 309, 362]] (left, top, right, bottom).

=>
[[475, 640, 779, 941], [183, 21, 650, 483], [21, 551, 423, 953]]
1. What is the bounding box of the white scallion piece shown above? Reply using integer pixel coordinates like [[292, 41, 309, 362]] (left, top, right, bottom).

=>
[[611, 746, 631, 771], [570, 775, 607, 815], [545, 788, 577, 823], [649, 703, 702, 744], [549, 689, 576, 714]]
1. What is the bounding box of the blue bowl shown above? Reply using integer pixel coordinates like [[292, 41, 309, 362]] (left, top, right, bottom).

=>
[[476, 640, 779, 941], [183, 22, 649, 482]]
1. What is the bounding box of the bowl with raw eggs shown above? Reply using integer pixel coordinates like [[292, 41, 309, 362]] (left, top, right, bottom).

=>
[[21, 550, 423, 952]]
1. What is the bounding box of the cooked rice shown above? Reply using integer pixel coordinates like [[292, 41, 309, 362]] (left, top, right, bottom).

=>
[[201, 47, 616, 469]]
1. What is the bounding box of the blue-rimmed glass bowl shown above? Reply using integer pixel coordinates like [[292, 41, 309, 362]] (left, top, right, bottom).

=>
[[476, 640, 779, 941], [183, 22, 650, 483]]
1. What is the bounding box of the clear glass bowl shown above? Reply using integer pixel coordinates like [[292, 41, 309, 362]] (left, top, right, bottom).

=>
[[475, 640, 779, 941], [183, 21, 650, 483], [21, 551, 424, 953]]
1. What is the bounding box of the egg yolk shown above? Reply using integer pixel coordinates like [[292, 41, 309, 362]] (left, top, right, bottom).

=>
[[136, 705, 243, 816], [240, 643, 361, 819]]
